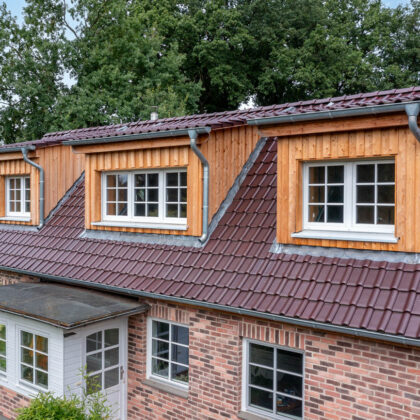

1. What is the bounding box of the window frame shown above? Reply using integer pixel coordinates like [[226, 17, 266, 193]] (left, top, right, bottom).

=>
[[18, 329, 49, 391], [146, 317, 189, 389], [101, 169, 187, 227], [302, 159, 395, 234], [0, 320, 7, 376], [5, 176, 31, 219], [242, 339, 305, 420]]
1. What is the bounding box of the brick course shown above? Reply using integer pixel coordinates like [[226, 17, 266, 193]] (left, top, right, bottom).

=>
[[0, 385, 30, 419]]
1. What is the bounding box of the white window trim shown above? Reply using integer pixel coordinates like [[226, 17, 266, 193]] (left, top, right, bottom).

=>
[[101, 169, 187, 228], [0, 318, 7, 378], [6, 176, 31, 219], [146, 317, 189, 390], [18, 327, 49, 392], [242, 339, 305, 420], [302, 160, 395, 235]]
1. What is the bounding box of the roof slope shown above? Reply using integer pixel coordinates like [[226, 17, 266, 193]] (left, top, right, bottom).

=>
[[32, 86, 420, 144], [0, 138, 419, 339]]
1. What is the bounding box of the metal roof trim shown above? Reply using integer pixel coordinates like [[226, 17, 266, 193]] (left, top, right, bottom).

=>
[[63, 126, 212, 147], [1, 266, 418, 346], [247, 101, 419, 126], [0, 144, 36, 154]]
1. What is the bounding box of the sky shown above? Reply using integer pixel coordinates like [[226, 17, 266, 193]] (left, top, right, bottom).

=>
[[3, 0, 413, 23]]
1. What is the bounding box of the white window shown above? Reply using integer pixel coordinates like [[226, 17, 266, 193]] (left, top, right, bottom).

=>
[[0, 324, 6, 374], [148, 319, 189, 387], [102, 169, 187, 225], [243, 341, 303, 419], [303, 160, 395, 233], [85, 328, 120, 395], [6, 176, 30, 217], [20, 331, 48, 389]]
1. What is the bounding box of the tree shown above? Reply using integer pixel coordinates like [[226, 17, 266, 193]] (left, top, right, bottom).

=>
[[0, 0, 418, 143]]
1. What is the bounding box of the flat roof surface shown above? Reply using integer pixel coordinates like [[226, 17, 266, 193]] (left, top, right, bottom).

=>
[[0, 283, 148, 329]]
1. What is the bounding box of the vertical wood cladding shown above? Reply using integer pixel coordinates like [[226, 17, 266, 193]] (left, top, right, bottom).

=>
[[276, 124, 420, 252], [0, 145, 84, 226], [84, 125, 260, 236]]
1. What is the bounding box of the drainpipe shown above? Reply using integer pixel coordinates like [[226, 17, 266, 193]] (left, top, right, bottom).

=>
[[188, 128, 211, 243], [405, 103, 420, 142], [21, 146, 44, 229]]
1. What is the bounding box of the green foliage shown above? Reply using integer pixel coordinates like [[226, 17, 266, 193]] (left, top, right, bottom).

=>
[[15, 391, 110, 420], [0, 0, 418, 143]]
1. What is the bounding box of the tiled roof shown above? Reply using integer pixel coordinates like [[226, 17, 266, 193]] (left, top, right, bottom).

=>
[[28, 86, 420, 145], [0, 138, 419, 339]]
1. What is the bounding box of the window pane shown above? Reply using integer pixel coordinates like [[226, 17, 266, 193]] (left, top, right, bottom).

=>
[[357, 165, 374, 182], [0, 325, 5, 340], [106, 175, 116, 188], [277, 349, 302, 375], [357, 205, 374, 224], [180, 172, 187, 186], [15, 202, 21, 213], [180, 188, 187, 203], [148, 173, 159, 187], [327, 166, 344, 183], [0, 341, 5, 355], [36, 353, 48, 371], [152, 321, 169, 340], [9, 190, 15, 201], [180, 204, 187, 218], [166, 188, 178, 202], [152, 358, 169, 378], [308, 205, 324, 223], [117, 203, 127, 216], [172, 325, 189, 345], [152, 339, 169, 360], [106, 188, 116, 203], [36, 336, 48, 353], [106, 203, 116, 216], [135, 174, 145, 187], [171, 344, 188, 365], [377, 185, 394, 204], [377, 206, 394, 225], [21, 331, 33, 348], [277, 372, 303, 398], [104, 367, 119, 389], [327, 186, 343, 203], [357, 185, 374, 203], [87, 332, 102, 353], [250, 343, 273, 367], [86, 373, 102, 395], [166, 204, 178, 218], [117, 174, 127, 188], [147, 188, 159, 202], [21, 365, 33, 382], [15, 178, 21, 189], [25, 202, 30, 213], [118, 189, 127, 202], [25, 177, 30, 189], [87, 352, 102, 373], [9, 178, 15, 189], [135, 189, 145, 202], [377, 163, 394, 182], [25, 189, 30, 201], [135, 203, 145, 216], [22, 348, 33, 365], [171, 363, 189, 383], [250, 387, 273, 411], [36, 370, 48, 388], [0, 356, 6, 372], [309, 167, 324, 184], [104, 348, 119, 368], [308, 186, 324, 203], [276, 394, 302, 418], [250, 365, 274, 389], [326, 205, 343, 223], [148, 204, 158, 217], [105, 329, 119, 347], [166, 173, 178, 187]]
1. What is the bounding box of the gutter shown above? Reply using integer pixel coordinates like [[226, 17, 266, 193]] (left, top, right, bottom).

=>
[[21, 146, 45, 229], [247, 101, 420, 126], [0, 266, 418, 348], [62, 127, 212, 147], [188, 128, 211, 243], [405, 103, 420, 141]]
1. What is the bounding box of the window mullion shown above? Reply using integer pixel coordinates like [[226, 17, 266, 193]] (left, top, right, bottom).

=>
[[160, 171, 165, 221]]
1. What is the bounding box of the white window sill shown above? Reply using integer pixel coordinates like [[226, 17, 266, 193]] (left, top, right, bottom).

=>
[[0, 216, 31, 223], [92, 221, 188, 231], [142, 378, 188, 399], [291, 230, 398, 243], [238, 411, 269, 420]]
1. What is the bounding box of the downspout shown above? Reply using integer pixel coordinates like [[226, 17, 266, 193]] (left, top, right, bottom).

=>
[[188, 128, 211, 243], [405, 103, 420, 142], [21, 146, 44, 229]]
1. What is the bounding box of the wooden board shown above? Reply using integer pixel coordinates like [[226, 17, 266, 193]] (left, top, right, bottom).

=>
[[277, 125, 420, 252]]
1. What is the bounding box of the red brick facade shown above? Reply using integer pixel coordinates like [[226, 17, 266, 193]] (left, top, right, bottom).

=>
[[0, 271, 38, 286], [0, 385, 30, 419], [127, 300, 420, 420]]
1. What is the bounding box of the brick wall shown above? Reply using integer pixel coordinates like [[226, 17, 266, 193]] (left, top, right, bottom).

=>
[[0, 270, 39, 286], [0, 385, 30, 419], [127, 300, 420, 420]]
